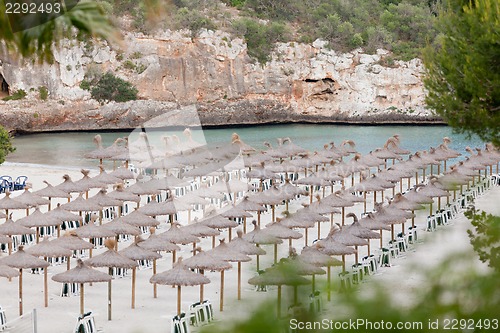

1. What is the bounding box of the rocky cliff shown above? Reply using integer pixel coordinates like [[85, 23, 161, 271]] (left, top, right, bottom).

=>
[[0, 29, 440, 133]]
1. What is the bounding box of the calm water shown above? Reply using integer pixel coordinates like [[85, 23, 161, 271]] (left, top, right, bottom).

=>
[[6, 124, 484, 168]]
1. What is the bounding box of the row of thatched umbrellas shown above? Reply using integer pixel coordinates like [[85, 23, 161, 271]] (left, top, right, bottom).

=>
[[1, 133, 499, 321]]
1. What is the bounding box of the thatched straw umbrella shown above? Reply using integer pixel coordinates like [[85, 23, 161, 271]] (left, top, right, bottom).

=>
[[0, 216, 35, 254], [56, 174, 88, 195], [157, 223, 200, 264], [344, 213, 381, 256], [139, 229, 181, 298], [183, 247, 232, 304], [248, 264, 310, 318], [85, 239, 138, 320], [74, 219, 116, 256], [316, 225, 357, 272], [207, 239, 251, 311], [43, 204, 83, 237], [26, 237, 72, 307], [14, 187, 50, 215], [243, 220, 283, 270], [234, 196, 267, 234], [17, 207, 61, 243], [280, 253, 325, 303], [52, 232, 94, 270], [33, 181, 71, 211], [200, 215, 238, 248], [0, 264, 19, 278], [119, 239, 162, 309], [0, 192, 30, 220], [219, 205, 252, 240], [52, 259, 111, 316], [299, 245, 342, 301], [0, 246, 50, 315], [60, 194, 103, 224], [264, 220, 302, 263], [302, 196, 341, 240], [101, 219, 141, 251], [150, 257, 210, 316]]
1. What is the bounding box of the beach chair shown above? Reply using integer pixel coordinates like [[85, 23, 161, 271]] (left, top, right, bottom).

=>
[[171, 313, 190, 333], [73, 312, 96, 333], [0, 176, 13, 192], [61, 282, 80, 297], [13, 176, 27, 191], [379, 248, 392, 267], [338, 271, 352, 291], [0, 306, 6, 331]]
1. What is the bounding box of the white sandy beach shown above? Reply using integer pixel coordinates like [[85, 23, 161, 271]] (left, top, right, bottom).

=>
[[0, 162, 498, 333]]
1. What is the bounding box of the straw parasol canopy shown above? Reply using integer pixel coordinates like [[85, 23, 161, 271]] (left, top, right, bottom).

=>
[[0, 246, 50, 315], [228, 230, 266, 256], [183, 247, 232, 304], [107, 184, 141, 204], [0, 192, 30, 217], [55, 174, 88, 193], [45, 204, 83, 222], [0, 216, 35, 254], [183, 220, 221, 238], [157, 222, 200, 264], [25, 237, 73, 307], [60, 193, 103, 213], [14, 187, 50, 207], [248, 264, 310, 318], [0, 264, 20, 278], [138, 197, 190, 216], [91, 167, 123, 185], [74, 221, 117, 239], [0, 234, 12, 244], [207, 239, 251, 308], [74, 169, 107, 190], [88, 189, 123, 207], [109, 168, 137, 181], [33, 181, 72, 210], [52, 259, 112, 316], [52, 232, 94, 270], [86, 239, 139, 318], [150, 257, 210, 315], [114, 209, 160, 228]]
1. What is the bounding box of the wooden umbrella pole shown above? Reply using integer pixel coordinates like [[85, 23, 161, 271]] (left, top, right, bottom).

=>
[[177, 285, 182, 316], [19, 269, 23, 316], [243, 216, 247, 234], [237, 262, 242, 300], [380, 230, 383, 248], [256, 254, 260, 272], [153, 259, 158, 298], [317, 222, 321, 240], [305, 227, 308, 247], [272, 206, 275, 223], [354, 246, 358, 264], [200, 269, 205, 302], [229, 227, 232, 242], [391, 225, 395, 242], [274, 243, 278, 264], [342, 207, 345, 226], [172, 250, 176, 267], [312, 274, 316, 293], [80, 283, 85, 316], [44, 257, 48, 307], [108, 267, 112, 320], [327, 266, 331, 301], [220, 270, 225, 312], [342, 254, 346, 272], [277, 285, 282, 318], [131, 267, 136, 309], [363, 192, 367, 213]]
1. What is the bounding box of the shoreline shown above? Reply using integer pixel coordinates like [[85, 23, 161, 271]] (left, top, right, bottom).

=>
[[8, 119, 449, 136]]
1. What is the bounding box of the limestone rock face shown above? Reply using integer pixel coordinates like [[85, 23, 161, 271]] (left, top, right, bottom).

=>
[[0, 30, 437, 132]]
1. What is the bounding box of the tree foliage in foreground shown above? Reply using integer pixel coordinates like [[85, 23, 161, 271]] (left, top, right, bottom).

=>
[[0, 126, 15, 164], [423, 0, 500, 147], [0, 0, 116, 63]]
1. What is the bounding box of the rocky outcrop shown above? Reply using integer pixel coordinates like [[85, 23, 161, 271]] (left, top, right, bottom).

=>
[[0, 29, 439, 133]]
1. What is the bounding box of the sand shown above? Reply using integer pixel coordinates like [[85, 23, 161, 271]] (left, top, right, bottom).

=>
[[0, 162, 498, 333]]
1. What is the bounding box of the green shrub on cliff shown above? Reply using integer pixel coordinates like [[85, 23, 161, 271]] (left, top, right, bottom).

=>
[[0, 126, 15, 164], [90, 72, 138, 104]]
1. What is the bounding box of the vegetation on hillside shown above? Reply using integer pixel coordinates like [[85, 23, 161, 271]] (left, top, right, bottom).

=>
[[98, 0, 438, 63]]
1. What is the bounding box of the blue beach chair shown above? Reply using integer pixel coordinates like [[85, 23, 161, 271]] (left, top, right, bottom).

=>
[[13, 176, 28, 190]]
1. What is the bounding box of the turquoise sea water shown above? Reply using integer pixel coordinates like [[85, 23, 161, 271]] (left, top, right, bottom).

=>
[[6, 124, 484, 168]]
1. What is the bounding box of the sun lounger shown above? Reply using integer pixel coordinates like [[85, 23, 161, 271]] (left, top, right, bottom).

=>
[[74, 311, 96, 333]]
